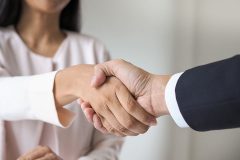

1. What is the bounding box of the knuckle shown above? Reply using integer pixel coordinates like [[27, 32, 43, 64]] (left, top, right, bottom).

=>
[[113, 129, 125, 137], [103, 95, 113, 104], [42, 146, 51, 152], [94, 63, 101, 70], [47, 153, 57, 158], [139, 125, 149, 134], [104, 122, 111, 131], [124, 119, 135, 129], [108, 78, 121, 90], [126, 96, 136, 112], [96, 64, 106, 72], [142, 115, 152, 124], [113, 81, 121, 90], [93, 103, 108, 114], [106, 125, 115, 133], [92, 104, 101, 111], [132, 133, 139, 136], [101, 104, 111, 114], [117, 125, 127, 133]]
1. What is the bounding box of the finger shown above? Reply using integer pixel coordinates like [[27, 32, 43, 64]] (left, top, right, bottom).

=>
[[81, 102, 95, 123], [17, 146, 45, 160], [100, 78, 150, 134], [91, 67, 107, 87], [96, 103, 138, 136], [80, 101, 90, 110], [18, 146, 51, 160], [36, 153, 58, 160], [92, 114, 108, 134], [91, 59, 133, 87], [91, 113, 137, 137], [106, 89, 150, 134], [83, 107, 95, 123], [117, 86, 157, 126], [77, 98, 84, 105], [98, 115, 127, 137]]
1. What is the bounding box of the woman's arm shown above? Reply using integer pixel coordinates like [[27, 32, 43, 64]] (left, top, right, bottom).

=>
[[0, 61, 155, 135], [0, 67, 75, 127]]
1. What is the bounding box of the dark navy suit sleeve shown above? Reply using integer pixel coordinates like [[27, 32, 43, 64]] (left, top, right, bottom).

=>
[[176, 55, 240, 131]]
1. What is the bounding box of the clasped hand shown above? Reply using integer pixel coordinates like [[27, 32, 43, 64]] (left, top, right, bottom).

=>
[[78, 60, 171, 136], [54, 64, 157, 136]]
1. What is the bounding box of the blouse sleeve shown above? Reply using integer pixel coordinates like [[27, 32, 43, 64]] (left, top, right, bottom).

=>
[[0, 48, 75, 127]]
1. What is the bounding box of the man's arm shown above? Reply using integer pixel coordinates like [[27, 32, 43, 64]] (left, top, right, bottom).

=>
[[85, 56, 240, 134], [175, 55, 240, 131], [91, 59, 170, 117]]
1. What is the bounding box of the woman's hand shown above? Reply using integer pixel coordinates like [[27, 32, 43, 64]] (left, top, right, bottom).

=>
[[53, 64, 156, 136], [17, 146, 62, 160]]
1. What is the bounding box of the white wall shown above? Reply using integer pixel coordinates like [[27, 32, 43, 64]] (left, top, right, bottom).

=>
[[82, 1, 177, 160], [186, 1, 240, 160], [82, 0, 240, 160], [81, 0, 175, 73], [173, 0, 240, 160]]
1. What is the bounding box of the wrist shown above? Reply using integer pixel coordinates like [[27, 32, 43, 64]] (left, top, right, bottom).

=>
[[150, 74, 171, 117], [68, 64, 95, 98], [53, 68, 79, 107], [53, 64, 95, 107]]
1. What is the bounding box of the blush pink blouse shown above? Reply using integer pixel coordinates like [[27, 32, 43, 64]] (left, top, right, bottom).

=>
[[0, 26, 123, 160]]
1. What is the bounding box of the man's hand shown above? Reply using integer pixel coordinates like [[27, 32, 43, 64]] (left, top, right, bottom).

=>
[[80, 60, 171, 135], [17, 146, 62, 160]]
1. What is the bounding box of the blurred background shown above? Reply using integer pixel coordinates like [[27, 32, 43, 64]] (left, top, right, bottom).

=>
[[81, 0, 240, 160]]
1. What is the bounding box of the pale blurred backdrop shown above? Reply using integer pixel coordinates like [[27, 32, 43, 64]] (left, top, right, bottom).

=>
[[81, 0, 240, 160]]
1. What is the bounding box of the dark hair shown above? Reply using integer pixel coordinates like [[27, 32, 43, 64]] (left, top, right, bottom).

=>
[[0, 0, 81, 32]]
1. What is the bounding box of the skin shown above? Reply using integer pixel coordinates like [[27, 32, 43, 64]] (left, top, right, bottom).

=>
[[79, 59, 171, 135], [55, 65, 155, 136], [16, 0, 69, 159], [17, 0, 70, 57], [17, 0, 156, 158], [17, 146, 61, 160]]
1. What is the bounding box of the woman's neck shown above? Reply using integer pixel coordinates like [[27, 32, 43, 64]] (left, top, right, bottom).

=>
[[16, 4, 66, 57]]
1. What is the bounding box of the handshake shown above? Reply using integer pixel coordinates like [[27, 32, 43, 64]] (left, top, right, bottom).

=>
[[54, 59, 171, 136]]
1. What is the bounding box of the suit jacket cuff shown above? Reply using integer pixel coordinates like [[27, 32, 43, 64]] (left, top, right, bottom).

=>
[[165, 72, 189, 128]]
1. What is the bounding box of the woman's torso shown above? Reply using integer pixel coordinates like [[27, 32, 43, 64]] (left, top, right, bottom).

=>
[[0, 26, 109, 160]]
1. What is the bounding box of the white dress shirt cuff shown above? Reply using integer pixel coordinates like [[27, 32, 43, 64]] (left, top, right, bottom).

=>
[[165, 72, 189, 128], [28, 71, 75, 128]]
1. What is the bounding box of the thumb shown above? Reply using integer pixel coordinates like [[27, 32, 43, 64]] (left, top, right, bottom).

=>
[[91, 60, 118, 87]]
